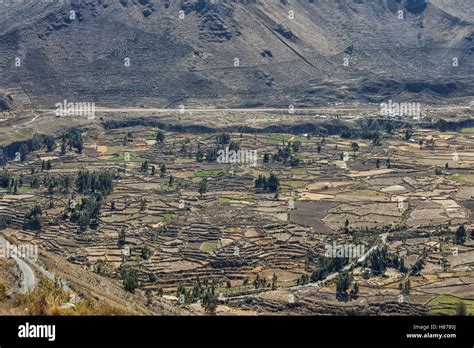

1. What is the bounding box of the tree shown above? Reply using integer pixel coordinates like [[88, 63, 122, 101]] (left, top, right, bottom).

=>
[[271, 273, 278, 290], [263, 153, 270, 163], [118, 227, 126, 246], [78, 212, 90, 232], [255, 175, 264, 189], [399, 257, 408, 273], [336, 272, 353, 300], [160, 164, 166, 178], [410, 257, 425, 276], [404, 127, 413, 141], [145, 288, 153, 307], [202, 284, 219, 315], [352, 282, 359, 298], [376, 158, 381, 169], [122, 268, 139, 293], [196, 148, 204, 162], [343, 219, 350, 234], [216, 133, 230, 145], [369, 246, 389, 275], [267, 174, 280, 192], [0, 215, 10, 230], [198, 178, 207, 197], [156, 131, 165, 143], [141, 160, 148, 173], [139, 198, 147, 212], [20, 144, 29, 161], [317, 144, 322, 154], [151, 165, 156, 176], [351, 142, 359, 153], [141, 246, 152, 260], [45, 136, 56, 152], [455, 302, 467, 316], [455, 224, 467, 245], [403, 279, 411, 294], [24, 205, 42, 231], [60, 139, 67, 155]]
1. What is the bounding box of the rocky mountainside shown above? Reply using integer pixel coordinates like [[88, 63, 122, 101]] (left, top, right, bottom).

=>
[[0, 0, 472, 109]]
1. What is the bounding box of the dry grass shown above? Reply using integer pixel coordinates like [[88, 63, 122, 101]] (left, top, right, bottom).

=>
[[15, 277, 133, 316]]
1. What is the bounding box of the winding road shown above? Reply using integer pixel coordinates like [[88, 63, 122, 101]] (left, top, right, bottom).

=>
[[0, 234, 36, 293]]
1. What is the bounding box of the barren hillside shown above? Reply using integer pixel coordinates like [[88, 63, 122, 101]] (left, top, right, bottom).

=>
[[0, 0, 473, 108]]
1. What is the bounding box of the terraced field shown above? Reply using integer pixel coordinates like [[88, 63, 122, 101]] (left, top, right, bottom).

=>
[[0, 119, 473, 315]]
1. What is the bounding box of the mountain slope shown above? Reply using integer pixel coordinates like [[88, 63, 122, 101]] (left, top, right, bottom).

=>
[[0, 0, 472, 109]]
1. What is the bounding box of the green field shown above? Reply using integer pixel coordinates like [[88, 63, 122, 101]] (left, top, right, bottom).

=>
[[160, 213, 175, 219], [450, 173, 474, 186], [195, 169, 223, 177], [200, 241, 218, 253], [427, 294, 474, 315]]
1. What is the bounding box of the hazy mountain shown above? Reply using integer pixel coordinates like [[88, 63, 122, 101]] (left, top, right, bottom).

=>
[[0, 0, 472, 109]]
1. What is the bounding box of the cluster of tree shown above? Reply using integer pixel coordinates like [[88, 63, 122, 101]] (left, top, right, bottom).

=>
[[410, 255, 425, 276], [24, 205, 42, 231], [44, 136, 56, 152], [336, 271, 359, 301], [65, 195, 103, 232], [362, 246, 407, 276], [41, 160, 52, 171], [399, 279, 411, 294], [179, 138, 194, 157], [1, 134, 56, 163], [76, 170, 114, 195], [0, 170, 11, 188], [122, 267, 139, 293], [140, 160, 149, 172], [424, 138, 436, 150], [196, 137, 241, 163], [61, 130, 83, 154], [310, 256, 350, 282], [455, 302, 468, 316], [253, 274, 268, 289], [272, 141, 301, 167], [296, 273, 311, 285], [0, 173, 23, 194], [254, 174, 280, 192], [216, 133, 230, 145], [139, 245, 152, 260], [176, 279, 220, 315], [156, 130, 165, 143], [27, 174, 72, 194], [341, 128, 381, 146]]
